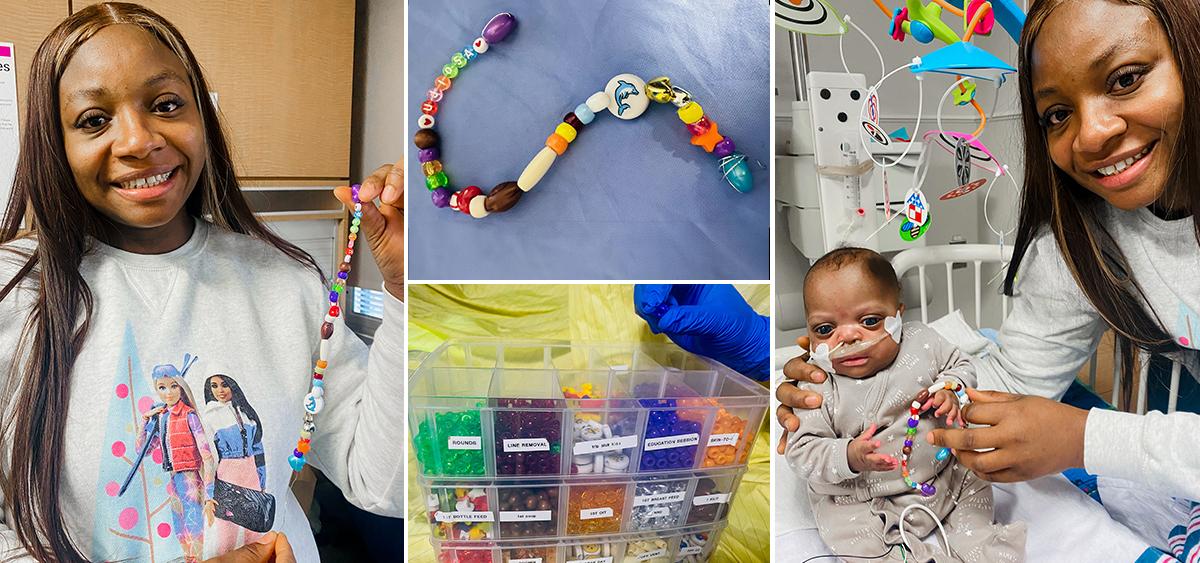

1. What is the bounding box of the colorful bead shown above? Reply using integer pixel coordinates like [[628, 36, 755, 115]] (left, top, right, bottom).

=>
[[425, 171, 449, 190], [454, 186, 483, 214], [686, 116, 712, 136], [288, 455, 306, 471], [414, 128, 439, 149], [413, 408, 486, 476], [690, 120, 723, 152], [604, 73, 650, 120], [321, 322, 334, 340], [427, 88, 444, 103], [468, 195, 489, 219], [422, 160, 443, 176], [936, 447, 951, 461], [462, 47, 477, 62], [713, 137, 736, 158], [494, 398, 562, 475], [645, 76, 675, 103], [431, 187, 452, 208], [574, 103, 595, 125], [419, 147, 440, 163], [421, 100, 439, 116], [585, 91, 609, 113], [563, 112, 583, 131], [417, 114, 435, 129], [566, 484, 624, 535], [546, 133, 568, 155], [517, 147, 557, 191], [435, 75, 452, 91], [484, 181, 523, 213], [442, 64, 459, 78], [482, 12, 517, 43], [472, 37, 489, 54], [720, 153, 753, 193], [677, 101, 704, 124], [317, 360, 328, 369], [555, 122, 577, 143], [451, 53, 467, 69]]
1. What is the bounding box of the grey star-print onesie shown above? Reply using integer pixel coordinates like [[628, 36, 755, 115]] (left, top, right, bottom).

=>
[[785, 322, 1026, 562]]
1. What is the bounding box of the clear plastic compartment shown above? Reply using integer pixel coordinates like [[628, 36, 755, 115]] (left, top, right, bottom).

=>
[[432, 523, 726, 563], [684, 473, 740, 526], [410, 340, 768, 480]]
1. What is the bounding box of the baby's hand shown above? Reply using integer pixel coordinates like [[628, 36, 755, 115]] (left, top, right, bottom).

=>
[[847, 423, 899, 473], [923, 389, 963, 427]]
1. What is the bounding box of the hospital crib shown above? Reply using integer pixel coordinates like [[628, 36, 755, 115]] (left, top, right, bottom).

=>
[[891, 243, 1187, 415]]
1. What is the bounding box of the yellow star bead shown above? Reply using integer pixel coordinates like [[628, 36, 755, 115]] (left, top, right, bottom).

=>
[[691, 121, 723, 153]]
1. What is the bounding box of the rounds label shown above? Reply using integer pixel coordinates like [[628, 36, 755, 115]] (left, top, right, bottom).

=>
[[448, 436, 482, 450]]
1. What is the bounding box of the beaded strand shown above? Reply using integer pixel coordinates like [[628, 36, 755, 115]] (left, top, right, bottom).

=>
[[899, 378, 968, 496], [413, 12, 754, 220], [288, 184, 362, 472]]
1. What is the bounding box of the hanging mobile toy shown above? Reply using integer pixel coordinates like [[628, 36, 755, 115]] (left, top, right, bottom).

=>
[[414, 13, 754, 220], [900, 378, 969, 497]]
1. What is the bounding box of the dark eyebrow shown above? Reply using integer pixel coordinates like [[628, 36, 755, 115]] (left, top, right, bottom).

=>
[[65, 70, 187, 103], [1036, 36, 1143, 101]]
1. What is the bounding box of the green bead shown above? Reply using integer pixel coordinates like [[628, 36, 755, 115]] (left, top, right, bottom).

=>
[[351, 217, 361, 226], [442, 64, 458, 78], [451, 53, 467, 68], [426, 171, 449, 190], [350, 225, 359, 234]]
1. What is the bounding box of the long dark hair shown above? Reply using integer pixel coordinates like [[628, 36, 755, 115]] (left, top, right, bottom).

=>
[[1005, 0, 1200, 409], [204, 374, 263, 436], [0, 4, 318, 561]]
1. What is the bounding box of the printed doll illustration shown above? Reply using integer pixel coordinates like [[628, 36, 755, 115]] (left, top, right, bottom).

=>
[[125, 354, 217, 563], [202, 373, 276, 552]]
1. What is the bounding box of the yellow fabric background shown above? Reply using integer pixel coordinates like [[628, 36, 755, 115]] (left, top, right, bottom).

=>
[[406, 284, 770, 562]]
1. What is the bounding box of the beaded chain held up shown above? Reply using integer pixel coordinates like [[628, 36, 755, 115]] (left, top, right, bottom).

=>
[[414, 12, 754, 219], [900, 378, 969, 497], [288, 184, 363, 472]]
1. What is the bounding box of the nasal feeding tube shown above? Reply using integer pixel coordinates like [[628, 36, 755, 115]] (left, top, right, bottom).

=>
[[826, 332, 890, 361]]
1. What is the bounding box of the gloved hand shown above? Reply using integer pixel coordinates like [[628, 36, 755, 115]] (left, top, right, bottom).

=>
[[634, 284, 769, 381]]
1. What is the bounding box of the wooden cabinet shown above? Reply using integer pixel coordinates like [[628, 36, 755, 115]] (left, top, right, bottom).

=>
[[75, 0, 355, 179], [1, 1, 71, 120]]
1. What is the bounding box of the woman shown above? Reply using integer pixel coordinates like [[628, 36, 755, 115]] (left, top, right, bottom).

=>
[[0, 3, 405, 562], [778, 0, 1200, 502], [202, 374, 271, 554]]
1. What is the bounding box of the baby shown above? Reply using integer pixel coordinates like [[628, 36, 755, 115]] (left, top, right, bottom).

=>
[[785, 247, 1024, 562]]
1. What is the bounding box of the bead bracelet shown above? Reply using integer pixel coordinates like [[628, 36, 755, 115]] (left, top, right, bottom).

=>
[[288, 184, 362, 472], [899, 377, 968, 496], [414, 12, 754, 219]]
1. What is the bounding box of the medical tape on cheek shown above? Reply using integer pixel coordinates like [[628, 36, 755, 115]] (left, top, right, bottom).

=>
[[884, 310, 903, 343], [808, 342, 837, 375]]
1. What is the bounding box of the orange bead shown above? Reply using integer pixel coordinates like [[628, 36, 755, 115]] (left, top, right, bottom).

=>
[[297, 441, 310, 454], [316, 360, 328, 369], [545, 133, 568, 155]]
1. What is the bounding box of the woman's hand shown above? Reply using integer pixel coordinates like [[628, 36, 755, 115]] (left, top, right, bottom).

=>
[[776, 336, 831, 454], [927, 388, 1089, 482], [202, 531, 296, 563], [334, 158, 404, 297]]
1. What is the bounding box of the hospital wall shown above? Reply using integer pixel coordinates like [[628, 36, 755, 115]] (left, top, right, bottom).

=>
[[774, 3, 1023, 342]]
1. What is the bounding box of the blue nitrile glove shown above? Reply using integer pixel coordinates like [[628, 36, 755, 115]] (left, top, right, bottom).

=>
[[634, 284, 770, 381]]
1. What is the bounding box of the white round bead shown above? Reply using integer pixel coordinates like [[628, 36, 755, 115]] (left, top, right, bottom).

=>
[[472, 37, 489, 54], [585, 91, 609, 113], [417, 114, 435, 128], [304, 392, 324, 414], [469, 195, 489, 218], [604, 73, 649, 120]]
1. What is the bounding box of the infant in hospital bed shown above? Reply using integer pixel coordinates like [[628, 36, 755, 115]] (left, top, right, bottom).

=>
[[784, 247, 1025, 562]]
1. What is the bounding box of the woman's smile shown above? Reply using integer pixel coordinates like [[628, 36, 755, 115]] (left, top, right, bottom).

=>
[[110, 165, 181, 202]]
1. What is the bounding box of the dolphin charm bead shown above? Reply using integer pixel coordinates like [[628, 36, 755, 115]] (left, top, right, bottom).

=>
[[604, 73, 650, 120]]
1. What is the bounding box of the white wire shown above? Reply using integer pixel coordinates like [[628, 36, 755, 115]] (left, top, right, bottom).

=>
[[858, 61, 924, 170], [838, 15, 886, 85], [899, 503, 951, 557]]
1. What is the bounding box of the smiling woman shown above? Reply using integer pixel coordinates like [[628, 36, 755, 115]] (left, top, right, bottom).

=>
[[0, 3, 406, 563]]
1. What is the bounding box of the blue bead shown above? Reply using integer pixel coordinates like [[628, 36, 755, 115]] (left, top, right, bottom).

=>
[[288, 455, 306, 471], [575, 103, 595, 125], [329, 291, 339, 302], [907, 418, 919, 428], [720, 153, 753, 193], [337, 271, 349, 280], [313, 379, 324, 388], [936, 448, 950, 461]]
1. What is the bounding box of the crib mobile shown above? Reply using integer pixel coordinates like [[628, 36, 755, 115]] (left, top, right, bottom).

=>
[[413, 13, 755, 220]]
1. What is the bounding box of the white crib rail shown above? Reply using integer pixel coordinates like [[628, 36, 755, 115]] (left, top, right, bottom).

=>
[[891, 244, 1183, 414]]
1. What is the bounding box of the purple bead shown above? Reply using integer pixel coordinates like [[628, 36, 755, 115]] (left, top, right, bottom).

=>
[[920, 483, 936, 496], [294, 449, 303, 458], [329, 291, 339, 302], [418, 147, 440, 163], [903, 439, 913, 448], [907, 418, 919, 428], [713, 138, 735, 158], [431, 187, 452, 208], [482, 12, 517, 44], [337, 271, 348, 280]]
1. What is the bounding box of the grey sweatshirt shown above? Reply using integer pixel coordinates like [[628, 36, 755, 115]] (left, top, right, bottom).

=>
[[0, 220, 404, 562], [975, 205, 1200, 500]]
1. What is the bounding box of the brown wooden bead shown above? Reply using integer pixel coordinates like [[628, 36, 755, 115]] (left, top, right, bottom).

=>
[[563, 112, 583, 131], [484, 181, 523, 212], [915, 390, 930, 404], [413, 128, 439, 149], [902, 446, 912, 455]]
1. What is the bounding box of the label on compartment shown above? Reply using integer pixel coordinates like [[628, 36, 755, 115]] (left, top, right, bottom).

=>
[[634, 549, 667, 561], [566, 558, 612, 563], [679, 546, 703, 556], [692, 493, 730, 506], [433, 511, 494, 523], [643, 433, 699, 451], [503, 438, 550, 452], [509, 559, 542, 563], [573, 434, 638, 455], [499, 510, 552, 522], [706, 432, 740, 447], [448, 436, 482, 450], [632, 491, 686, 507], [579, 507, 613, 520], [647, 506, 670, 518]]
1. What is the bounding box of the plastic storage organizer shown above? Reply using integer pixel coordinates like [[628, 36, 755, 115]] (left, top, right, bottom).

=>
[[410, 340, 769, 562]]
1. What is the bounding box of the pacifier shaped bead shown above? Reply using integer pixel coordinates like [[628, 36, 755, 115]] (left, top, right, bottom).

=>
[[421, 100, 438, 116], [645, 76, 675, 103], [482, 12, 517, 43], [604, 73, 650, 120], [713, 137, 735, 158], [414, 128, 439, 149], [555, 122, 577, 143], [677, 101, 704, 124], [451, 52, 467, 68], [472, 37, 489, 54], [441, 64, 459, 78], [574, 104, 595, 125], [427, 88, 443, 103], [434, 75, 452, 91], [422, 160, 443, 176], [586, 91, 609, 113], [417, 114, 435, 129], [288, 455, 306, 471], [484, 181, 524, 212], [418, 147, 440, 163]]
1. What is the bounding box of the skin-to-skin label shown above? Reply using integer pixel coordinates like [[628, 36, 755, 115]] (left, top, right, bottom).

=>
[[643, 433, 699, 451], [448, 436, 482, 450], [706, 432, 739, 447], [499, 510, 551, 522], [503, 438, 549, 452]]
